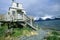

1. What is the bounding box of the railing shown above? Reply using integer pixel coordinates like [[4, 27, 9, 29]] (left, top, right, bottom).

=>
[[23, 14, 31, 25], [23, 14, 31, 21], [23, 14, 38, 30]]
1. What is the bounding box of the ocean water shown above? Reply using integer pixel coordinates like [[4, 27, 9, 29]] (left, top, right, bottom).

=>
[[20, 20, 60, 40], [15, 20, 60, 40], [35, 20, 60, 31]]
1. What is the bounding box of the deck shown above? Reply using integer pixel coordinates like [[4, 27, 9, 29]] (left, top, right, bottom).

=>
[[0, 1, 38, 30], [0, 14, 37, 30]]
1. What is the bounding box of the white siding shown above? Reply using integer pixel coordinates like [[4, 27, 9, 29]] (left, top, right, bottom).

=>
[[17, 14, 23, 19], [19, 4, 23, 9], [12, 2, 17, 8], [11, 2, 23, 9]]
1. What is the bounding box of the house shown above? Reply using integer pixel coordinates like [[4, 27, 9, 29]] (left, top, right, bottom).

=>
[[0, 0, 37, 30]]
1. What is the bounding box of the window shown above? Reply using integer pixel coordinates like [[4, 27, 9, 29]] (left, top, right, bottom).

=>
[[17, 3, 19, 7], [17, 10, 24, 13], [12, 11, 15, 16], [8, 12, 10, 15]]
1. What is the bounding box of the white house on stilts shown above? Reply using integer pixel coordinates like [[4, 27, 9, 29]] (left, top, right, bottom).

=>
[[1, 0, 37, 30]]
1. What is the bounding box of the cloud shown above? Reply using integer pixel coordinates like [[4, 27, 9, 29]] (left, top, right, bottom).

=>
[[0, 0, 37, 13], [26, 0, 60, 17], [0, 0, 60, 18], [0, 0, 11, 13], [16, 0, 37, 8]]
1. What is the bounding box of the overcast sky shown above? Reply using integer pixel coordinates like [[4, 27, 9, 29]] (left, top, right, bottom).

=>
[[0, 0, 60, 18]]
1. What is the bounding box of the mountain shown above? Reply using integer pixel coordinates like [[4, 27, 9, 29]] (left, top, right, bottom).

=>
[[34, 18, 60, 22], [54, 18, 60, 20]]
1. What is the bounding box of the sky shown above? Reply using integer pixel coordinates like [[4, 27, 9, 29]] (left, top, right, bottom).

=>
[[0, 0, 60, 18]]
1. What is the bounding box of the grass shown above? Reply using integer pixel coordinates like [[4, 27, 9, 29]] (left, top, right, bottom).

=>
[[0, 24, 8, 40], [46, 31, 60, 40], [47, 36, 60, 40], [12, 27, 32, 37], [0, 24, 37, 40], [0, 24, 8, 37], [52, 31, 60, 35]]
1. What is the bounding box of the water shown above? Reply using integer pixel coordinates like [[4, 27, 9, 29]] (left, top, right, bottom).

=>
[[19, 20, 60, 40], [35, 20, 60, 31]]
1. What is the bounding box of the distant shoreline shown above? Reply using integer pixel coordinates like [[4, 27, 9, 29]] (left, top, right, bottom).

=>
[[34, 20, 60, 31], [41, 27, 60, 31], [35, 19, 60, 22]]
